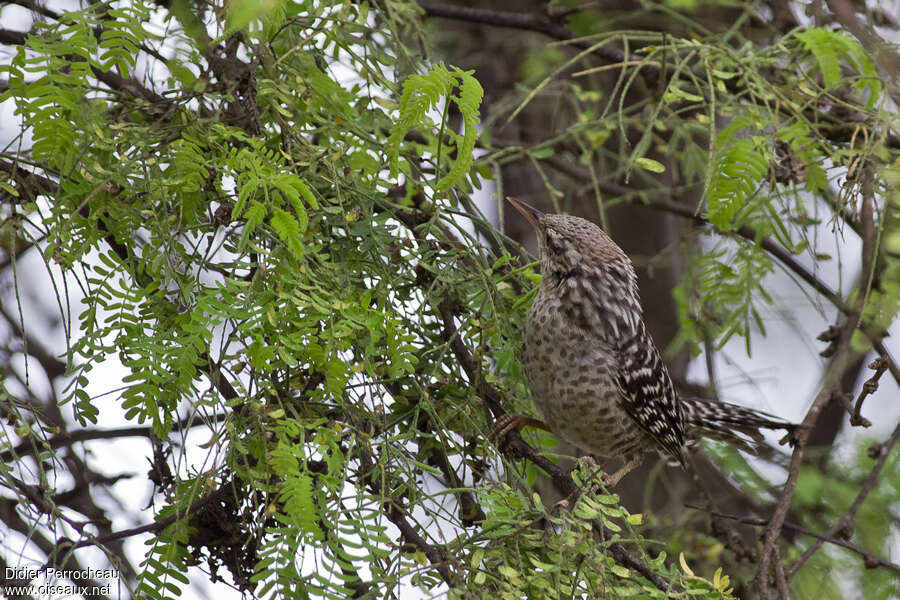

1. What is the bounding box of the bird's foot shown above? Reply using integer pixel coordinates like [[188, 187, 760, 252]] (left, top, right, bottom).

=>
[[488, 413, 551, 448]]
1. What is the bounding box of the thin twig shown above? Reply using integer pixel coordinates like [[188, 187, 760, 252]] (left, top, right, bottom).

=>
[[382, 380, 486, 526], [1, 413, 230, 463], [418, 0, 900, 150], [608, 186, 900, 399], [685, 456, 756, 561], [851, 356, 888, 427]]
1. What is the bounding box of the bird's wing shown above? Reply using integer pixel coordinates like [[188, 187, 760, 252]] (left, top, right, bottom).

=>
[[613, 326, 687, 466]]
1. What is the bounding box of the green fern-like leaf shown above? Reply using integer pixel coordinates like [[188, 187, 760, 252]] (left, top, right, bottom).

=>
[[271, 208, 305, 259], [387, 62, 483, 192], [137, 522, 192, 600], [279, 472, 322, 539], [387, 62, 453, 175], [706, 137, 769, 229], [675, 242, 774, 354], [796, 28, 842, 88], [436, 67, 484, 191], [795, 27, 882, 108]]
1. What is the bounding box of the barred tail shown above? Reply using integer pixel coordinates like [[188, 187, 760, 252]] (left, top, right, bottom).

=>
[[681, 396, 796, 456]]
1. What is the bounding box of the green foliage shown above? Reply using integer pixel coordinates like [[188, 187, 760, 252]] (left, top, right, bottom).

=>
[[387, 61, 484, 192], [138, 521, 193, 600], [674, 240, 774, 354], [462, 469, 737, 599], [794, 28, 882, 109], [705, 121, 771, 229]]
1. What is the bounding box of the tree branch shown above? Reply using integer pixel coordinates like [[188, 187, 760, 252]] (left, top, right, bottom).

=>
[[754, 169, 882, 597], [355, 445, 459, 586], [62, 486, 232, 550], [4, 0, 61, 20], [785, 418, 900, 577], [1, 412, 229, 463], [689, 505, 900, 576], [851, 357, 887, 427], [416, 1, 651, 84], [0, 28, 27, 45]]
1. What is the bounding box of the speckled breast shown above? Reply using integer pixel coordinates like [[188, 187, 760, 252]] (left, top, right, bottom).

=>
[[523, 296, 644, 460]]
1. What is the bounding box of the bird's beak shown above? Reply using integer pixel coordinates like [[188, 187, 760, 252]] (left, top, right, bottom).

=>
[[507, 197, 544, 230]]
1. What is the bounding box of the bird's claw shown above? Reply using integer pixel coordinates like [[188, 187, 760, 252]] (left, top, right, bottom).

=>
[[488, 414, 551, 449]]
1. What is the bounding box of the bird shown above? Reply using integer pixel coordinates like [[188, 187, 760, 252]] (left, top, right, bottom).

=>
[[494, 197, 796, 487]]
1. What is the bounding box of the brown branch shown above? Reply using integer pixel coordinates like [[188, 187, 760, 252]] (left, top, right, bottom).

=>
[[836, 182, 881, 429], [851, 357, 888, 427], [416, 1, 654, 85], [62, 486, 232, 550], [753, 315, 857, 595], [785, 418, 900, 578], [634, 194, 848, 310], [3, 0, 61, 20], [690, 503, 900, 575], [355, 445, 459, 586], [1, 412, 229, 463], [0, 159, 58, 201], [89, 65, 168, 105], [772, 544, 790, 600], [0, 28, 27, 45], [754, 169, 881, 597]]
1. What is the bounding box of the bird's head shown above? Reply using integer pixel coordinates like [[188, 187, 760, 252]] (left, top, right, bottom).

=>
[[507, 197, 629, 279]]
